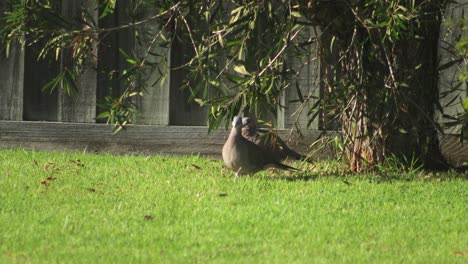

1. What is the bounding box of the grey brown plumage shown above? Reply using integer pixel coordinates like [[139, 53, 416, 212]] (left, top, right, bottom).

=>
[[222, 116, 299, 176], [241, 117, 312, 163]]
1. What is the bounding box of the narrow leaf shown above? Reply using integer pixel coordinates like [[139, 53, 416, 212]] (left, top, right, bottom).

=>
[[233, 64, 250, 75]]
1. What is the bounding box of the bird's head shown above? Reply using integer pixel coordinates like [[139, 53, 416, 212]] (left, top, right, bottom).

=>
[[231, 116, 243, 129], [242, 117, 257, 136], [242, 117, 253, 127]]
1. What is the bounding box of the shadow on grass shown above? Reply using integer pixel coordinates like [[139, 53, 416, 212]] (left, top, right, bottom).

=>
[[374, 171, 467, 182], [261, 170, 467, 183], [270, 174, 321, 182]]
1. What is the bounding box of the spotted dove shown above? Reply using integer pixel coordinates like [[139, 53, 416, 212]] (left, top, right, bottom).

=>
[[222, 116, 298, 176]]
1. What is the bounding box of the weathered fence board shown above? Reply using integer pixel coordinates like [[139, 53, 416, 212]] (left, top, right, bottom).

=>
[[96, 2, 121, 122], [434, 1, 468, 167], [0, 121, 330, 159], [135, 7, 171, 125], [0, 1, 24, 121], [1, 121, 465, 165], [57, 0, 97, 123], [281, 25, 320, 130], [438, 1, 468, 134], [0, 39, 24, 121], [23, 42, 59, 121], [169, 35, 208, 125]]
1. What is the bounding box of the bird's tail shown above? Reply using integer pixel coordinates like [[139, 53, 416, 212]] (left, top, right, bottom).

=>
[[273, 134, 313, 164], [272, 161, 300, 172]]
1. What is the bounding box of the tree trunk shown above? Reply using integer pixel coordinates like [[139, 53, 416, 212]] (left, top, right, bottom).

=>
[[316, 0, 447, 172]]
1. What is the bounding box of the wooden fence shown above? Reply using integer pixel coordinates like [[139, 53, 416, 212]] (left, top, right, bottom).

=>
[[0, 1, 466, 166]]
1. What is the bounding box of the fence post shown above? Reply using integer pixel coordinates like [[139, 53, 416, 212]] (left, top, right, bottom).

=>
[[0, 2, 24, 121], [57, 0, 97, 123], [438, 1, 468, 135], [134, 8, 171, 125], [281, 26, 320, 130], [0, 40, 24, 121]]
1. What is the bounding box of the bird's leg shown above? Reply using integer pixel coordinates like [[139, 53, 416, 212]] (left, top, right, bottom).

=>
[[235, 167, 242, 179]]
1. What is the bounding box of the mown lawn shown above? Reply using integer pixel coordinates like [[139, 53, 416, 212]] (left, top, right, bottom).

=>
[[0, 149, 466, 263]]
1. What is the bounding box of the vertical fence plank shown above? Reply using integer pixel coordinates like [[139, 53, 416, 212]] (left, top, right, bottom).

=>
[[437, 1, 468, 166], [57, 0, 97, 123], [23, 43, 59, 121], [438, 1, 468, 134], [169, 36, 208, 125], [0, 2, 24, 120], [280, 26, 320, 130], [0, 39, 24, 121], [134, 7, 171, 125], [96, 3, 119, 122]]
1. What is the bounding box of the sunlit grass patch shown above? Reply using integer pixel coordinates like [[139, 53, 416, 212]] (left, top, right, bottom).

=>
[[0, 149, 466, 263]]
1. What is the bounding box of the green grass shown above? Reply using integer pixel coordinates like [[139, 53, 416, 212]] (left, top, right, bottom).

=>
[[0, 149, 466, 263]]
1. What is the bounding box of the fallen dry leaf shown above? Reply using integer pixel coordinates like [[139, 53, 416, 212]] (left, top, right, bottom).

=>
[[453, 250, 468, 256], [144, 215, 153, 221], [192, 164, 203, 170]]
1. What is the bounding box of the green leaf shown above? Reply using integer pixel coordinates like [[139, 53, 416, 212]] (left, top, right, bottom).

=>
[[194, 98, 206, 106], [96, 111, 110, 120], [217, 33, 224, 47], [99, 0, 116, 19], [126, 58, 138, 65], [330, 36, 336, 53], [455, 39, 468, 52], [291, 11, 301, 18], [226, 73, 246, 84], [226, 40, 242, 48], [233, 64, 250, 75], [295, 81, 304, 103], [128, 92, 143, 97], [458, 71, 468, 82], [462, 98, 468, 111], [437, 58, 462, 71], [5, 41, 10, 59], [209, 80, 220, 87]]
